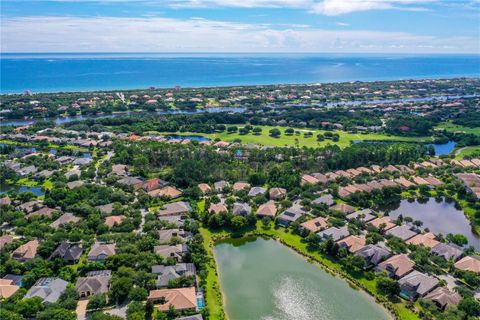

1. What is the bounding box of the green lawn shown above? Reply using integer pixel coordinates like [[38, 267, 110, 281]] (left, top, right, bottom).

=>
[[436, 122, 480, 136], [154, 125, 430, 149], [455, 146, 480, 159]]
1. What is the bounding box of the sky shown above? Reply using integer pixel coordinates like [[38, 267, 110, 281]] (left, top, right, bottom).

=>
[[1, 0, 479, 53]]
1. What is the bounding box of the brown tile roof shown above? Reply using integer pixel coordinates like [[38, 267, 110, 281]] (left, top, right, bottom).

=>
[[148, 287, 197, 311], [105, 215, 126, 228], [197, 183, 212, 194], [12, 240, 39, 260], [337, 235, 366, 253], [454, 256, 480, 273], [256, 201, 277, 218], [330, 203, 355, 214], [0, 279, 20, 299], [232, 182, 251, 192], [148, 186, 182, 199], [368, 216, 396, 231], [406, 233, 440, 249], [424, 287, 461, 309], [301, 174, 319, 185], [208, 203, 228, 214], [300, 216, 328, 233], [0, 235, 14, 249], [376, 254, 414, 278]]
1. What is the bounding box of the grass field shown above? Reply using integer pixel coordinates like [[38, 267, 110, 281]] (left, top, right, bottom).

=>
[[155, 125, 430, 149], [436, 122, 480, 136], [455, 146, 480, 159]]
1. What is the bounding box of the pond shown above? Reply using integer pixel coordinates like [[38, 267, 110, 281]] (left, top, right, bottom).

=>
[[0, 183, 44, 196], [214, 238, 390, 320], [382, 198, 480, 250], [165, 135, 211, 142], [426, 141, 456, 156]]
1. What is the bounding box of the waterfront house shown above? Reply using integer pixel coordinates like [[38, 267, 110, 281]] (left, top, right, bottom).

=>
[[24, 278, 68, 303], [406, 233, 440, 249], [376, 254, 414, 279], [277, 204, 306, 226], [300, 217, 328, 233], [148, 287, 197, 312], [386, 225, 418, 241], [346, 209, 376, 223], [368, 216, 396, 231], [12, 240, 39, 262], [75, 270, 111, 298], [399, 271, 439, 300], [431, 243, 464, 261], [336, 235, 366, 253], [255, 201, 277, 218], [355, 244, 391, 267], [454, 255, 480, 273], [424, 287, 461, 310], [87, 242, 116, 262]]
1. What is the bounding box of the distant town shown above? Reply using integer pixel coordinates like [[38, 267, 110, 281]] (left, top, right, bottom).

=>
[[0, 78, 479, 320]]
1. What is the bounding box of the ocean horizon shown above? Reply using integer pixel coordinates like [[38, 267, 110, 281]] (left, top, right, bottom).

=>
[[1, 53, 479, 94]]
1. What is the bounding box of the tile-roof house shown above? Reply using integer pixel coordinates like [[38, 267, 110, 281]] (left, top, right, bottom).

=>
[[87, 242, 116, 262], [406, 233, 440, 249], [255, 201, 277, 218], [232, 182, 251, 193], [148, 186, 183, 199], [16, 200, 43, 213], [0, 279, 20, 299], [208, 203, 228, 215], [118, 176, 144, 190], [368, 216, 396, 231], [154, 244, 188, 262], [213, 180, 229, 192], [248, 186, 267, 197], [300, 174, 319, 186], [336, 235, 366, 253], [24, 278, 68, 303], [312, 194, 334, 207], [148, 287, 197, 312], [277, 204, 306, 227], [269, 187, 287, 200], [177, 315, 203, 320], [399, 271, 439, 300], [75, 270, 112, 298], [95, 203, 115, 215], [454, 255, 480, 273], [158, 229, 191, 244], [346, 209, 376, 222], [0, 235, 14, 249], [12, 240, 39, 261], [232, 202, 252, 216], [197, 183, 212, 195], [157, 202, 192, 217], [318, 226, 350, 242], [0, 196, 11, 206], [49, 242, 83, 262], [376, 254, 414, 279], [386, 225, 418, 241], [330, 203, 355, 215], [354, 244, 391, 267], [300, 217, 328, 233], [431, 243, 464, 262], [105, 215, 126, 228], [49, 213, 81, 229], [142, 178, 168, 192], [424, 287, 461, 310], [152, 263, 196, 288]]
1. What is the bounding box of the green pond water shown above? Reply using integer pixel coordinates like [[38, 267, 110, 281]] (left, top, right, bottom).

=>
[[214, 238, 390, 320]]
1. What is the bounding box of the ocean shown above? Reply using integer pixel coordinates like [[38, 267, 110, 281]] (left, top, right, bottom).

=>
[[1, 53, 479, 93]]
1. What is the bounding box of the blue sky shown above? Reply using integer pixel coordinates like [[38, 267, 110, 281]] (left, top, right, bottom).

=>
[[1, 0, 479, 53]]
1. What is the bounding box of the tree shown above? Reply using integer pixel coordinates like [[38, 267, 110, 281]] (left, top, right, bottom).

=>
[[231, 216, 247, 230], [0, 309, 23, 320], [446, 233, 468, 247], [37, 307, 76, 320], [458, 297, 480, 317], [15, 297, 45, 318], [88, 293, 107, 310], [110, 277, 134, 304], [285, 128, 294, 135], [376, 276, 400, 298], [128, 287, 148, 301], [269, 128, 281, 138], [342, 255, 365, 270], [252, 127, 262, 135], [227, 126, 238, 133]]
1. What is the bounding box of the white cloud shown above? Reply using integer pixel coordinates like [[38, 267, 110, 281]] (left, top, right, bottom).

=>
[[336, 22, 349, 26], [311, 0, 434, 16], [1, 15, 477, 53]]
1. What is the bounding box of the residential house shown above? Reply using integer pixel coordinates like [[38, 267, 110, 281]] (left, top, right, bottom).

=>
[[0, 279, 20, 299], [431, 243, 463, 261], [232, 202, 252, 216], [16, 200, 43, 213], [158, 202, 192, 217], [355, 244, 391, 267], [213, 180, 229, 192], [152, 263, 196, 288], [318, 226, 350, 242], [269, 187, 287, 200], [454, 256, 480, 273], [330, 203, 355, 215], [300, 217, 328, 233], [0, 235, 14, 249], [66, 180, 84, 190], [24, 278, 68, 303], [208, 203, 228, 215], [148, 287, 197, 312], [312, 194, 334, 207], [346, 209, 376, 223], [148, 186, 182, 199], [12, 240, 39, 261], [118, 176, 144, 190], [75, 270, 112, 298], [376, 254, 414, 279], [154, 244, 188, 262], [386, 225, 418, 241], [50, 213, 81, 229], [248, 186, 267, 197], [27, 207, 58, 219], [0, 196, 11, 206], [277, 204, 306, 227], [232, 182, 251, 193], [105, 215, 126, 228], [49, 242, 83, 262], [96, 203, 115, 215], [424, 287, 461, 310], [399, 271, 439, 300], [87, 242, 116, 262], [368, 216, 396, 231], [336, 235, 366, 253], [159, 229, 191, 244], [197, 183, 212, 195], [406, 233, 440, 249], [143, 178, 168, 192], [300, 174, 319, 186], [255, 201, 277, 218]]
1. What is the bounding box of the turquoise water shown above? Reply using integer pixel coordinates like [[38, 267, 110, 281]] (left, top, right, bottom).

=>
[[214, 238, 390, 320], [1, 53, 479, 93]]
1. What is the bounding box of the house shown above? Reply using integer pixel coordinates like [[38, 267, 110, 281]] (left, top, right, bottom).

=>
[[208, 203, 228, 215], [24, 278, 68, 303], [16, 200, 43, 213], [158, 229, 191, 244], [330, 203, 355, 215], [197, 183, 212, 195], [158, 202, 192, 217], [12, 240, 39, 261], [269, 187, 287, 200], [454, 255, 480, 273], [232, 202, 252, 216], [386, 225, 417, 241], [368, 216, 396, 231], [354, 244, 391, 267], [346, 209, 376, 222], [213, 180, 229, 192], [49, 213, 81, 229], [2, 275, 23, 287], [318, 226, 350, 242], [424, 287, 461, 310], [406, 233, 440, 249], [312, 194, 334, 207], [0, 235, 14, 249], [277, 204, 306, 226], [75, 270, 111, 298], [394, 177, 416, 188], [336, 235, 366, 253], [154, 244, 188, 262], [311, 173, 328, 184], [255, 201, 277, 218], [118, 176, 144, 190], [248, 186, 267, 197], [177, 315, 203, 320], [376, 254, 414, 279], [87, 242, 116, 262], [0, 196, 11, 206], [148, 287, 197, 312], [232, 182, 251, 193], [27, 207, 58, 219], [431, 243, 463, 261], [142, 178, 168, 192], [148, 186, 182, 199], [111, 164, 127, 177], [96, 203, 115, 215], [0, 279, 20, 299], [300, 217, 328, 233], [152, 263, 196, 288], [73, 158, 93, 166], [399, 271, 439, 300], [105, 215, 126, 228], [301, 174, 319, 186], [66, 180, 84, 190], [49, 242, 83, 262]]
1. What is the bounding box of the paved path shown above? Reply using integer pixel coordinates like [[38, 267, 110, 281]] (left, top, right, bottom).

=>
[[76, 299, 88, 320]]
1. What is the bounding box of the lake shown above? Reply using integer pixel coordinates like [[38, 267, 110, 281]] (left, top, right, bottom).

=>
[[1, 53, 479, 93], [383, 198, 480, 250], [427, 141, 456, 156], [214, 238, 390, 320], [0, 183, 44, 196]]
